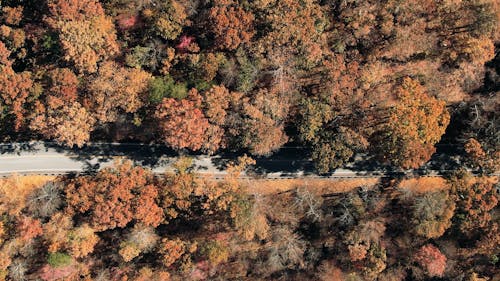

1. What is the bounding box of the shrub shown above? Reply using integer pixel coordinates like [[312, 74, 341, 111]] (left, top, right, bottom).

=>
[[149, 75, 188, 103], [47, 252, 72, 268]]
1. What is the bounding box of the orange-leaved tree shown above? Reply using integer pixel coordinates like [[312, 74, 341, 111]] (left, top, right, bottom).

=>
[[450, 171, 498, 236], [208, 0, 255, 50], [29, 68, 94, 147], [372, 78, 450, 169], [0, 50, 33, 131], [46, 0, 119, 73], [155, 91, 210, 151], [65, 160, 163, 231], [86, 61, 152, 123]]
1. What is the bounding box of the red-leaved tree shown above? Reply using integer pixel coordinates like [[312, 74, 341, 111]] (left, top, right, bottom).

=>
[[414, 244, 447, 277]]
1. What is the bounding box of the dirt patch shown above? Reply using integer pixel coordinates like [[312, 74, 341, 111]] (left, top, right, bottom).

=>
[[244, 178, 381, 195], [397, 177, 449, 194]]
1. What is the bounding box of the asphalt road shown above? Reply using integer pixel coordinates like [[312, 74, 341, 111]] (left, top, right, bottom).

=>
[[0, 142, 496, 179], [0, 142, 378, 179]]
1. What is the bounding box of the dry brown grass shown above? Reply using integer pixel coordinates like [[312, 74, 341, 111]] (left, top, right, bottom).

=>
[[397, 177, 449, 194], [0, 174, 56, 215], [244, 178, 380, 195]]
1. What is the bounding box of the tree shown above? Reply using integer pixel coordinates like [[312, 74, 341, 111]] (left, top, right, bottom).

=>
[[29, 67, 94, 147], [412, 191, 455, 239], [0, 41, 11, 66], [131, 267, 171, 281], [298, 98, 368, 173], [200, 240, 230, 268], [155, 93, 210, 151], [38, 263, 77, 281], [457, 96, 499, 173], [65, 161, 163, 231], [450, 172, 498, 236], [44, 68, 79, 108], [67, 224, 99, 258], [442, 35, 495, 66], [345, 219, 386, 262], [437, 0, 498, 66], [464, 138, 487, 167], [0, 250, 11, 280], [254, 0, 327, 65], [43, 212, 99, 258], [87, 61, 152, 123], [201, 85, 243, 153], [293, 187, 323, 222], [26, 182, 63, 219], [159, 238, 190, 268], [239, 89, 289, 156], [240, 110, 288, 156], [46, 0, 104, 22], [46, 0, 119, 73], [317, 261, 345, 281], [311, 127, 368, 174], [158, 156, 248, 223], [119, 226, 159, 262], [8, 260, 28, 281], [0, 66, 33, 131], [2, 6, 23, 26], [203, 85, 232, 126], [266, 226, 306, 273], [16, 216, 43, 242], [158, 158, 199, 221], [414, 244, 446, 277], [57, 17, 119, 73], [208, 0, 254, 50], [149, 0, 189, 41], [43, 212, 73, 253], [47, 252, 72, 268], [371, 78, 450, 169], [30, 102, 95, 147], [148, 75, 188, 103], [230, 193, 270, 241]]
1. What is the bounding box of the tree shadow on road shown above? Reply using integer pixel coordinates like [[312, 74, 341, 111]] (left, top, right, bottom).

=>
[[0, 142, 41, 155], [209, 146, 317, 177], [45, 142, 179, 169]]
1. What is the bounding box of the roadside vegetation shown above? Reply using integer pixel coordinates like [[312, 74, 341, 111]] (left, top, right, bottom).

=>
[[0, 0, 499, 279], [0, 0, 498, 173], [0, 158, 498, 280]]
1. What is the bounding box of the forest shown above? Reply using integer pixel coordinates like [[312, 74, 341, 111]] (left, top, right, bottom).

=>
[[0, 0, 497, 172], [0, 158, 498, 280], [0, 0, 498, 280]]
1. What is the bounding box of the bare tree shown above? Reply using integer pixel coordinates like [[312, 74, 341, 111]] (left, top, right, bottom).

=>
[[27, 182, 62, 218], [119, 226, 159, 262], [293, 187, 323, 222], [266, 226, 307, 273], [8, 260, 27, 281]]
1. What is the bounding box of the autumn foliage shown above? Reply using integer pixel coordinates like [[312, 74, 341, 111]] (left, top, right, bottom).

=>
[[414, 244, 447, 277], [0, 65, 33, 131], [46, 0, 119, 73], [87, 61, 152, 123], [373, 78, 450, 169], [208, 0, 254, 50], [0, 0, 499, 278], [0, 0, 494, 177], [450, 172, 499, 235], [155, 93, 210, 151], [65, 161, 163, 230]]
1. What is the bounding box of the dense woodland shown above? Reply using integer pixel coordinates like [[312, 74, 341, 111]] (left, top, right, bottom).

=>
[[0, 0, 498, 172], [0, 0, 499, 280], [0, 158, 498, 280]]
